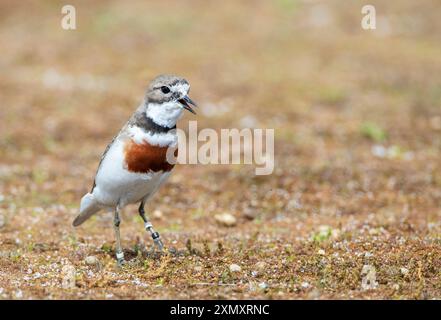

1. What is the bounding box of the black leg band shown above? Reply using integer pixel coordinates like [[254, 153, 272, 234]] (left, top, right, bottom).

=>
[[151, 232, 160, 240]]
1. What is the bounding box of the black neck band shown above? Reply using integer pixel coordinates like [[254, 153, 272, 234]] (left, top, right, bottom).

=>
[[144, 115, 176, 133]]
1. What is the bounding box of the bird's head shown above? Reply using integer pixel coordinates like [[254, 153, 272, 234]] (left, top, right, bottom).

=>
[[145, 74, 197, 128]]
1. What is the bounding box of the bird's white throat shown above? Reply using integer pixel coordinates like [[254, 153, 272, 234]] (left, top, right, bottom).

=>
[[146, 101, 184, 128]]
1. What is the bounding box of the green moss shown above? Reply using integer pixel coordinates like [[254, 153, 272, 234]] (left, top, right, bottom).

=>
[[360, 122, 387, 142]]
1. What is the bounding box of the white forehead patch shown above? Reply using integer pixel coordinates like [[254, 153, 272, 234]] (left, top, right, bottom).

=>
[[172, 82, 190, 96]]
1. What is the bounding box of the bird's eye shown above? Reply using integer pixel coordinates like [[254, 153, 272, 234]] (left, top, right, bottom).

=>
[[161, 86, 170, 94]]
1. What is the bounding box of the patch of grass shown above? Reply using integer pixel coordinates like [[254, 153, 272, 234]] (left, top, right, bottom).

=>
[[360, 122, 387, 142], [310, 226, 333, 244]]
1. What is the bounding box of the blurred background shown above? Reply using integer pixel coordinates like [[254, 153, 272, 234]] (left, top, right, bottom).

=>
[[0, 0, 440, 299]]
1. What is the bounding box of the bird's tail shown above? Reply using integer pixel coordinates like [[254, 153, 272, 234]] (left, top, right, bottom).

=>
[[73, 193, 101, 227]]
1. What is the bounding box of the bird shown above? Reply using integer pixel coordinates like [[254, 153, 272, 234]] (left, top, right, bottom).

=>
[[72, 74, 197, 265]]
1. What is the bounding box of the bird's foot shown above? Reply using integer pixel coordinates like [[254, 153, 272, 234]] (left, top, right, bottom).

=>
[[152, 232, 164, 251]]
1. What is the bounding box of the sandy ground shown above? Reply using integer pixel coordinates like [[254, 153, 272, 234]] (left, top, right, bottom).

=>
[[0, 1, 440, 299]]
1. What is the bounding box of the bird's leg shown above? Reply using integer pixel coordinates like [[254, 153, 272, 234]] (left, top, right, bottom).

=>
[[113, 205, 125, 266], [138, 201, 164, 251]]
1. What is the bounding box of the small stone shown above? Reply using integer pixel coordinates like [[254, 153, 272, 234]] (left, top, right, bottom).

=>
[[258, 282, 268, 290], [61, 265, 76, 289], [152, 209, 163, 219], [317, 249, 326, 255], [215, 213, 237, 227], [301, 282, 310, 289], [243, 210, 257, 220], [400, 267, 409, 276], [371, 145, 387, 158], [229, 264, 242, 273], [85, 256, 99, 266], [251, 271, 259, 277]]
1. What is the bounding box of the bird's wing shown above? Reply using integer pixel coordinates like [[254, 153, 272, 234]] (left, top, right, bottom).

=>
[[89, 132, 120, 193], [89, 109, 142, 192]]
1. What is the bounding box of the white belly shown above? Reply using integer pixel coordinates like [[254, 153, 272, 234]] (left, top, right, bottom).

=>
[[92, 138, 171, 207]]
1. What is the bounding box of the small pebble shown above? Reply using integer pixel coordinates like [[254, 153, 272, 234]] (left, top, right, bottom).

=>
[[301, 282, 310, 289], [85, 256, 99, 266], [317, 249, 325, 255], [152, 209, 163, 219], [400, 267, 409, 276], [258, 282, 268, 290], [243, 210, 257, 220], [215, 213, 237, 227], [229, 264, 241, 273]]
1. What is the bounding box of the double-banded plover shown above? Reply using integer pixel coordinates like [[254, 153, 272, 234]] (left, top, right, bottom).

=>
[[73, 74, 196, 265]]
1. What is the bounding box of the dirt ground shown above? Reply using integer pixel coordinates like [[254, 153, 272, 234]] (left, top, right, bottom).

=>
[[0, 1, 440, 299]]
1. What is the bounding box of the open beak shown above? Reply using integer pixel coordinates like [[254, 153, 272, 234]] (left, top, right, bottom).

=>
[[178, 95, 197, 114]]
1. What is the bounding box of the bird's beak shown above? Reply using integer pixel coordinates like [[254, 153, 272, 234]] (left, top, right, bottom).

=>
[[178, 95, 197, 114]]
